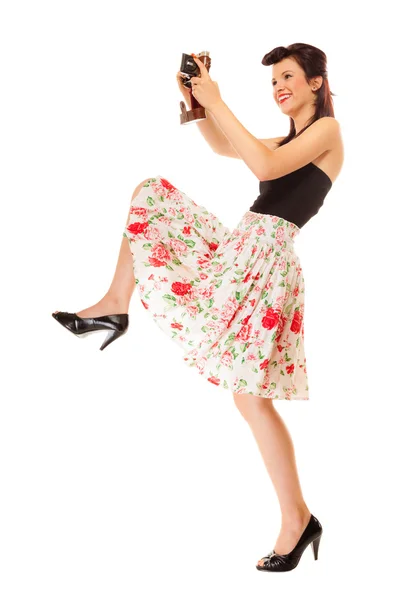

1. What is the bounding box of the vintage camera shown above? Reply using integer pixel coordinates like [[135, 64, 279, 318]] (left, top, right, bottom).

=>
[[179, 51, 211, 125]]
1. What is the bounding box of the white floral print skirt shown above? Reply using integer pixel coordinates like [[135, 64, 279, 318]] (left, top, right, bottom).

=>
[[123, 175, 309, 401]]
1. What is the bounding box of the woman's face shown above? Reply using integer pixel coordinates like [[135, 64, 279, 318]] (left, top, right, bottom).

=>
[[271, 57, 313, 113]]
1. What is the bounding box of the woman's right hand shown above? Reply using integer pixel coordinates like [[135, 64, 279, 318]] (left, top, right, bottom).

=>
[[176, 72, 192, 107]]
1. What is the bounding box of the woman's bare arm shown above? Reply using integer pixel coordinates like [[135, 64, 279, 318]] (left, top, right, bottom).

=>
[[215, 136, 286, 158]]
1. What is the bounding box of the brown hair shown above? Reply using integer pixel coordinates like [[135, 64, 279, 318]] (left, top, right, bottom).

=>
[[261, 43, 336, 147]]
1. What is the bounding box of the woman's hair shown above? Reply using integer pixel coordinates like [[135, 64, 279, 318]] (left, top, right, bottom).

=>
[[261, 43, 336, 147]]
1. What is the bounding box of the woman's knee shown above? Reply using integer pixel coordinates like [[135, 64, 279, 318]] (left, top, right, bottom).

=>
[[233, 392, 274, 419], [131, 177, 153, 202]]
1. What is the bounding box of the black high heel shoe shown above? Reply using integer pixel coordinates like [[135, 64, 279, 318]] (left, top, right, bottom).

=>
[[256, 514, 323, 572], [52, 311, 129, 351]]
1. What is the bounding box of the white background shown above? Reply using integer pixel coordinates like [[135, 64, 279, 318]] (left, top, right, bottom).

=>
[[1, 0, 399, 598]]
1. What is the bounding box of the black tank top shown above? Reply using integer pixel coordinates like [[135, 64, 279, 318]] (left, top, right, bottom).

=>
[[249, 162, 332, 228]]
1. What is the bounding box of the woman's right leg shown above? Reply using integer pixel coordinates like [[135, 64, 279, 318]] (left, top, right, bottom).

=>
[[53, 177, 151, 318]]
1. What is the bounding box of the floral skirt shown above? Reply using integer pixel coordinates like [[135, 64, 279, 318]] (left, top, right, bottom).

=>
[[123, 175, 309, 401]]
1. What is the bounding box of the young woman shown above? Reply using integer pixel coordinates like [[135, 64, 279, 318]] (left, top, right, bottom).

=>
[[52, 43, 344, 572]]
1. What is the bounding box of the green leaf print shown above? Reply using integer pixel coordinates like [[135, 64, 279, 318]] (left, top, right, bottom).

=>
[[185, 239, 196, 248], [177, 213, 184, 219], [143, 243, 152, 249], [168, 231, 175, 238], [204, 312, 210, 319], [285, 301, 295, 315], [280, 271, 288, 277], [258, 349, 265, 359], [240, 343, 248, 353], [194, 220, 202, 228], [172, 258, 182, 266], [143, 262, 151, 267], [163, 294, 177, 303], [206, 298, 214, 308], [261, 290, 268, 299], [201, 325, 208, 333], [239, 379, 248, 387], [235, 269, 245, 275], [165, 264, 174, 271], [252, 367, 258, 373], [225, 333, 236, 345], [215, 280, 223, 288], [146, 197, 155, 206]]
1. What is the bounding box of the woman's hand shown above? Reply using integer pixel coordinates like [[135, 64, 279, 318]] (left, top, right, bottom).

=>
[[189, 55, 224, 113]]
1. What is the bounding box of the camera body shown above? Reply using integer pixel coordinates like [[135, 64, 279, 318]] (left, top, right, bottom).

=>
[[179, 51, 211, 125], [179, 53, 202, 89]]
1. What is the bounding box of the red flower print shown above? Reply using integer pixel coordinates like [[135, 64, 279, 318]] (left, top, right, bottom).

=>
[[148, 256, 167, 267], [127, 221, 149, 235], [131, 207, 148, 217], [171, 322, 184, 330], [290, 309, 302, 334], [242, 315, 251, 326], [170, 238, 188, 255], [243, 272, 252, 283], [261, 307, 280, 330], [183, 226, 191, 235], [151, 243, 171, 262], [260, 358, 270, 370], [160, 178, 177, 192], [141, 299, 149, 310], [171, 281, 193, 296], [236, 322, 252, 342], [286, 363, 295, 375], [208, 376, 220, 386], [209, 242, 219, 252]]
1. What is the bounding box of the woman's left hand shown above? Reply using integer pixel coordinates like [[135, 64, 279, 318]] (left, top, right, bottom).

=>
[[190, 54, 224, 113]]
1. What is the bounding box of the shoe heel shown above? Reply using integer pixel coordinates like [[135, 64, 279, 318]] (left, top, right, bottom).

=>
[[100, 328, 125, 351], [311, 534, 321, 560]]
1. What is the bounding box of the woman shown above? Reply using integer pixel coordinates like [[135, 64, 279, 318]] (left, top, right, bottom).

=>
[[52, 43, 344, 572]]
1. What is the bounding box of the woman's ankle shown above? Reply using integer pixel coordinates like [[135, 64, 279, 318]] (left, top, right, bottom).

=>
[[102, 293, 130, 313], [280, 505, 311, 527]]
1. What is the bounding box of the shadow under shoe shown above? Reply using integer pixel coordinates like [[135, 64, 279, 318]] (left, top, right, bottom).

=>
[[256, 514, 323, 573], [52, 311, 129, 351]]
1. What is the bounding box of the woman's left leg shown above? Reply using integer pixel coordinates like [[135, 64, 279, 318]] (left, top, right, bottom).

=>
[[233, 393, 311, 557], [54, 177, 151, 319]]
